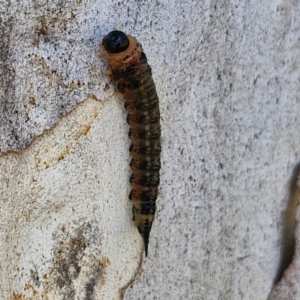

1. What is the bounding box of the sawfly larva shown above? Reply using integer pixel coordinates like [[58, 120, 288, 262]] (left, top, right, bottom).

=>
[[102, 30, 161, 256]]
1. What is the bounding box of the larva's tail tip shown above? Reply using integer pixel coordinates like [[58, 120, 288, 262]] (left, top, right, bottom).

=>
[[144, 242, 148, 257], [141, 233, 149, 257], [137, 221, 153, 257]]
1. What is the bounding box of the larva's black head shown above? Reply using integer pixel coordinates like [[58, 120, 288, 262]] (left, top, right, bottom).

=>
[[102, 30, 130, 54]]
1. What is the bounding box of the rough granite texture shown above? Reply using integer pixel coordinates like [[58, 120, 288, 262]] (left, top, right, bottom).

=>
[[0, 0, 300, 299]]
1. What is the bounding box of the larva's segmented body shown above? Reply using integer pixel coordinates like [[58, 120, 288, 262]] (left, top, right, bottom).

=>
[[102, 31, 160, 256]]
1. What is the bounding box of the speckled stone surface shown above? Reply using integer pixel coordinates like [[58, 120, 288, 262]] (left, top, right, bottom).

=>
[[0, 1, 300, 299]]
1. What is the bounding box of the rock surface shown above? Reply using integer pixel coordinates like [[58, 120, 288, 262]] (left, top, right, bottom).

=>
[[0, 1, 300, 299]]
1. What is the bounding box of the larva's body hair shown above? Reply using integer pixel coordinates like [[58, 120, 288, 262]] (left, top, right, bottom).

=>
[[102, 31, 160, 256]]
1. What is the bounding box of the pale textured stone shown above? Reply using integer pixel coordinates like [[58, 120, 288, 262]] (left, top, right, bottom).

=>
[[0, 0, 300, 299]]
